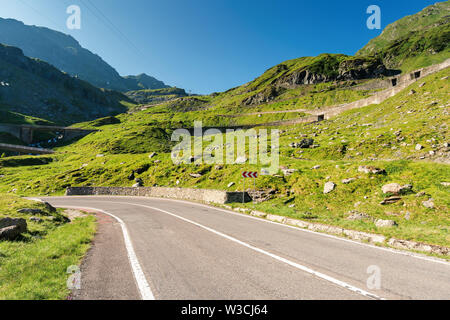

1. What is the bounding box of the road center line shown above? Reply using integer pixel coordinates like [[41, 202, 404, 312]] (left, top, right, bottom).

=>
[[55, 196, 449, 266], [111, 201, 384, 300], [56, 205, 155, 301]]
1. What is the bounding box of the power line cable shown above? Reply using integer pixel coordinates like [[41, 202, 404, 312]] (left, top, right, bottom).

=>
[[78, 0, 147, 61], [18, 0, 61, 29]]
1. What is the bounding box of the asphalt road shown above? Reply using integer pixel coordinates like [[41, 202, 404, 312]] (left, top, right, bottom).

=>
[[42, 196, 450, 300]]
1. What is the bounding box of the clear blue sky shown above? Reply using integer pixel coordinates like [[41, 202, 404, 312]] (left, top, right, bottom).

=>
[[0, 0, 441, 93]]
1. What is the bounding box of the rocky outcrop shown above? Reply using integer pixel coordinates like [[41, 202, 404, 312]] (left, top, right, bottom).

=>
[[243, 87, 284, 105], [0, 217, 27, 240], [275, 56, 391, 87]]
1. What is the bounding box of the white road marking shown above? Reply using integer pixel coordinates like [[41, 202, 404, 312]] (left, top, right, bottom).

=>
[[47, 196, 450, 265], [169, 199, 450, 266], [56, 205, 155, 301], [112, 201, 384, 300]]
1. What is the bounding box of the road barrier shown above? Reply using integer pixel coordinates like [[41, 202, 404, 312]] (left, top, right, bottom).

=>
[[65, 186, 252, 204]]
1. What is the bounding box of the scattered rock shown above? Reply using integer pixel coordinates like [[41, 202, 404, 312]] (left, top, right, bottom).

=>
[[375, 219, 398, 228], [409, 89, 416, 95], [358, 166, 386, 175], [64, 209, 86, 222], [148, 152, 157, 159], [422, 199, 435, 209], [227, 182, 235, 188], [290, 138, 314, 149], [96, 154, 105, 158], [0, 218, 27, 240], [282, 168, 297, 176], [441, 182, 450, 187], [415, 191, 426, 197], [17, 208, 46, 215], [381, 183, 412, 195], [189, 173, 203, 178], [346, 211, 371, 221], [380, 196, 402, 205], [341, 178, 356, 184], [247, 189, 276, 203], [135, 164, 150, 174], [415, 144, 423, 151], [42, 201, 56, 213], [214, 165, 223, 170], [127, 171, 135, 181], [133, 178, 143, 187], [404, 212, 411, 220], [388, 238, 449, 256], [312, 165, 321, 170], [323, 182, 336, 194]]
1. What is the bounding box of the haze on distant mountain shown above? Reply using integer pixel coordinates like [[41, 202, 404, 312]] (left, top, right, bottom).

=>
[[0, 43, 130, 125], [0, 17, 169, 92]]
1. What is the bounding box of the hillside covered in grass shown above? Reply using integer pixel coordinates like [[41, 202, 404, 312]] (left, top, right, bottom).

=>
[[357, 1, 450, 72], [0, 194, 95, 299], [0, 67, 448, 250], [1, 2, 449, 256]]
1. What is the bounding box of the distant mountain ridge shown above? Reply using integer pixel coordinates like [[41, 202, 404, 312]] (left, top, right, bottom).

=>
[[0, 43, 130, 125], [0, 17, 169, 92]]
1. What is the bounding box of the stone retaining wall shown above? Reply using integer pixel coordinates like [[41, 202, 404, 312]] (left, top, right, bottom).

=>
[[253, 58, 450, 126], [65, 187, 251, 204], [311, 58, 450, 120]]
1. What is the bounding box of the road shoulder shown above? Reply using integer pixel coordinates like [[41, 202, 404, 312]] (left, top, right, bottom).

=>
[[70, 211, 140, 300]]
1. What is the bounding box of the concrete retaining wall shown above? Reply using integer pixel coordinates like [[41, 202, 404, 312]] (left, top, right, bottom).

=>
[[65, 186, 251, 204]]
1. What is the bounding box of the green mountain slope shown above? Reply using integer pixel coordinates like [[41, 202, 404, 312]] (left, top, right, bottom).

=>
[[189, 54, 394, 115], [123, 74, 170, 91], [357, 1, 450, 71], [0, 44, 132, 125], [0, 68, 448, 249], [0, 18, 169, 92], [125, 87, 188, 105]]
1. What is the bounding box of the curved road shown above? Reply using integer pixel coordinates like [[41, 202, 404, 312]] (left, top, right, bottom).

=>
[[42, 196, 450, 300]]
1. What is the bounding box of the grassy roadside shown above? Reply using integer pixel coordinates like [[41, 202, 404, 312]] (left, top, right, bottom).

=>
[[0, 194, 96, 300]]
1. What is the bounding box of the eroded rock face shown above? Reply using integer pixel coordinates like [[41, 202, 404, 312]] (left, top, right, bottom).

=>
[[0, 218, 27, 240], [243, 86, 284, 105], [275, 56, 389, 88]]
